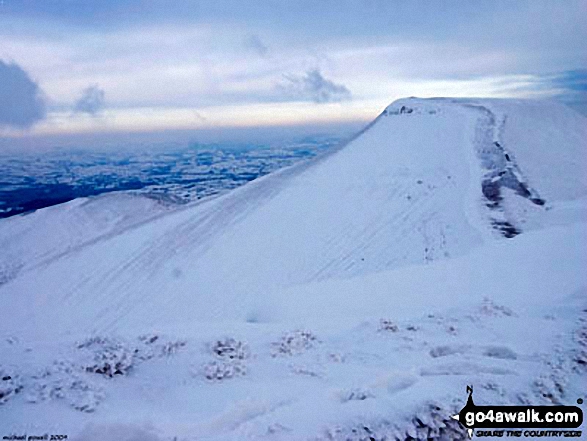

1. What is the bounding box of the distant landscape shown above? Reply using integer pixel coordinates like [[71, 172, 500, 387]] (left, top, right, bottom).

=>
[[0, 135, 341, 218]]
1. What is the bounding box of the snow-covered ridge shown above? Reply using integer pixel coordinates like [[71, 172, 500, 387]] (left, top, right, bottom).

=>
[[1, 98, 586, 335], [1, 98, 586, 440]]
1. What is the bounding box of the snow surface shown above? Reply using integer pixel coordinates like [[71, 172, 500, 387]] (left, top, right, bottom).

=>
[[0, 98, 586, 440]]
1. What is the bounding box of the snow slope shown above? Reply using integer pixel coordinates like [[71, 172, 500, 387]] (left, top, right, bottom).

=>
[[0, 98, 586, 440], [0, 193, 175, 286]]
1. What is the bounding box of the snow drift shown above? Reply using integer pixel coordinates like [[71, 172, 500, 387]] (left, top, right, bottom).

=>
[[1, 98, 586, 440]]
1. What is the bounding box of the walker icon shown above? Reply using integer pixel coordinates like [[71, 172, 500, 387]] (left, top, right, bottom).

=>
[[451, 385, 476, 438]]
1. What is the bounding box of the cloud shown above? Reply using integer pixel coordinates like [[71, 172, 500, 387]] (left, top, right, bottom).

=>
[[551, 69, 587, 92], [510, 69, 587, 114], [0, 60, 46, 129], [279, 69, 351, 103], [550, 69, 587, 115], [244, 34, 269, 57], [74, 84, 105, 115]]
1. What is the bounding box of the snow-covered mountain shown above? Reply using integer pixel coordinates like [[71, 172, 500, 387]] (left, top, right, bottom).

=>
[[1, 98, 586, 440]]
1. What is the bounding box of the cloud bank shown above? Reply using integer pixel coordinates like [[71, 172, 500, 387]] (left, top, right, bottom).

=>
[[279, 69, 351, 103], [0, 60, 46, 129], [1, 1, 585, 135]]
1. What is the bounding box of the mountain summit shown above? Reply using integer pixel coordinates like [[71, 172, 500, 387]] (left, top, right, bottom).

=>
[[1, 98, 586, 440]]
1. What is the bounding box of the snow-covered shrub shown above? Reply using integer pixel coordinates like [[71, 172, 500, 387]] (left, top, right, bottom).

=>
[[266, 423, 291, 436], [138, 334, 160, 345], [0, 365, 22, 404], [197, 337, 250, 381], [136, 334, 187, 359], [338, 387, 375, 402], [271, 330, 318, 356], [26, 333, 187, 411], [320, 402, 467, 440], [445, 324, 458, 335], [5, 335, 19, 345], [76, 334, 187, 377], [532, 375, 566, 405], [138, 336, 186, 358], [378, 319, 399, 332], [77, 337, 135, 377], [159, 340, 187, 357], [134, 334, 159, 361], [478, 297, 516, 317], [573, 313, 587, 371], [210, 337, 249, 360], [480, 381, 507, 398], [327, 352, 346, 363], [67, 379, 105, 412], [201, 360, 247, 381], [27, 360, 104, 412]]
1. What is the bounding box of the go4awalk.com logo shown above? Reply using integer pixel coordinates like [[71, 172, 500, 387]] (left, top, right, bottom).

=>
[[451, 386, 584, 438]]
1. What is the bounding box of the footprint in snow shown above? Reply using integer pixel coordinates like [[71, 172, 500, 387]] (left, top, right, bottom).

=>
[[429, 344, 518, 360], [370, 371, 419, 395]]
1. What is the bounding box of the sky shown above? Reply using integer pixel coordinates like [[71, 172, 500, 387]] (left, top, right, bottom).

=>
[[0, 0, 586, 143]]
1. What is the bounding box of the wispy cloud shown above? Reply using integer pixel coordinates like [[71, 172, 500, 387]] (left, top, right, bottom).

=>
[[547, 69, 587, 114], [74, 85, 106, 115], [493, 69, 587, 114], [551, 69, 587, 92], [0, 60, 46, 129], [278, 69, 351, 103]]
